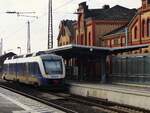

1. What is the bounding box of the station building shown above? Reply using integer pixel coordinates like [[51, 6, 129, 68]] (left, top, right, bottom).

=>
[[100, 0, 150, 84], [57, 20, 76, 46], [57, 2, 139, 82], [58, 2, 137, 47], [102, 0, 150, 54]]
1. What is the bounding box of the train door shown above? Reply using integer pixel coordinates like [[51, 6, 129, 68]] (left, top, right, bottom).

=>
[[27, 62, 41, 85]]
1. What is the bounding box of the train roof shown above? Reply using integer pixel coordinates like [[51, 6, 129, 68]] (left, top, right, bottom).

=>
[[6, 51, 60, 60], [4, 53, 62, 64]]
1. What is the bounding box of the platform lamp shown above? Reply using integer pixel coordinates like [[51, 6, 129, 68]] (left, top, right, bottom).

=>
[[17, 47, 21, 55]]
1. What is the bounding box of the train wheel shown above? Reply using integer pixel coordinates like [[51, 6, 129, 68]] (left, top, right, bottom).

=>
[[34, 83, 39, 87]]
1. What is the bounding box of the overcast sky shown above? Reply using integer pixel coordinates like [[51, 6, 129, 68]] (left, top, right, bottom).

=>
[[0, 0, 141, 54]]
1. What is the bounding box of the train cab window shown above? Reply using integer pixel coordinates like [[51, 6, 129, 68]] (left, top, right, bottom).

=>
[[43, 60, 63, 75]]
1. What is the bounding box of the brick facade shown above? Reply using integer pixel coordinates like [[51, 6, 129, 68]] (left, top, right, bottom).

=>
[[103, 0, 150, 54], [75, 2, 134, 47], [58, 2, 136, 47], [129, 0, 150, 53]]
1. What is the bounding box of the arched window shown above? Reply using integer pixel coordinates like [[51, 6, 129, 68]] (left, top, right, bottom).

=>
[[81, 34, 84, 45], [142, 20, 145, 38], [76, 35, 79, 44], [134, 26, 137, 39], [88, 32, 91, 46], [147, 19, 150, 37], [62, 28, 65, 36]]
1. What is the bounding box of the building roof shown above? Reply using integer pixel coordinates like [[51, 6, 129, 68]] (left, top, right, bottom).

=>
[[57, 20, 76, 40], [103, 25, 126, 37], [86, 5, 137, 21], [63, 20, 75, 36]]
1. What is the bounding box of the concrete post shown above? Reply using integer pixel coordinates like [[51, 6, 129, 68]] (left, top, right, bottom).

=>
[[100, 55, 107, 83]]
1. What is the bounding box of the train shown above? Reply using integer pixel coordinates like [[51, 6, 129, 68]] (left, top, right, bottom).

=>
[[2, 52, 65, 87]]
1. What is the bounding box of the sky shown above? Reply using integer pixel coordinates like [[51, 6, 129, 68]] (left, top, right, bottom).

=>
[[0, 0, 141, 55]]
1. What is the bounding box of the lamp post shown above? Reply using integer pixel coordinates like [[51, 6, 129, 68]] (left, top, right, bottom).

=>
[[17, 47, 21, 55]]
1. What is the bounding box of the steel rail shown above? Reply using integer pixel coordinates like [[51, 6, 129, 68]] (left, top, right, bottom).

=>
[[49, 92, 149, 113], [1, 81, 149, 113]]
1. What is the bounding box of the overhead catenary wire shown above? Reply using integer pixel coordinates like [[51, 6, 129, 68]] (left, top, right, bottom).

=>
[[53, 0, 75, 11], [3, 0, 77, 45]]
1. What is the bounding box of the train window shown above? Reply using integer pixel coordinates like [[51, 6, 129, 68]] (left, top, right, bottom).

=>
[[9, 64, 13, 74], [43, 60, 63, 75], [17, 64, 20, 75], [23, 63, 27, 75], [17, 63, 22, 75], [28, 62, 41, 75], [3, 64, 8, 73], [8, 64, 11, 74], [17, 63, 27, 75]]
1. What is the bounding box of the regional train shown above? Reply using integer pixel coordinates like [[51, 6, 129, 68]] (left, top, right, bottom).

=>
[[2, 52, 65, 87]]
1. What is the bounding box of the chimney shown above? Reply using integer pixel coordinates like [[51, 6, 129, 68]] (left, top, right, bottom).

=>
[[141, 0, 150, 9], [78, 2, 88, 11], [102, 5, 110, 9], [79, 2, 87, 7]]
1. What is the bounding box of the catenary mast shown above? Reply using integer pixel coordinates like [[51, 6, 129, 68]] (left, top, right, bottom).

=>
[[48, 0, 53, 49]]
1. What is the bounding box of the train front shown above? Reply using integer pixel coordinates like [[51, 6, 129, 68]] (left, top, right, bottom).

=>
[[40, 54, 65, 87]]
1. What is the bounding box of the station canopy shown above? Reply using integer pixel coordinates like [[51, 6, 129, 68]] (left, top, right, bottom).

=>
[[45, 44, 149, 58]]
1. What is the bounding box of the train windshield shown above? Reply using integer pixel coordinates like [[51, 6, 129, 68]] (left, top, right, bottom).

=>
[[43, 60, 63, 75]]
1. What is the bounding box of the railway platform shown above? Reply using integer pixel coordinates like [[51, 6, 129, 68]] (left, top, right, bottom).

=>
[[67, 81, 150, 110], [0, 86, 65, 113]]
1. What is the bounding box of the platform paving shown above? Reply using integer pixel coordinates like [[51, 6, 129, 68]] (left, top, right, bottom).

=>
[[0, 87, 65, 113], [0, 94, 23, 113], [67, 81, 150, 110]]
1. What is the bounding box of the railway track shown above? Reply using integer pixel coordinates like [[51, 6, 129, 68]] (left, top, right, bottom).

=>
[[0, 81, 150, 113], [46, 91, 150, 113], [0, 84, 77, 113]]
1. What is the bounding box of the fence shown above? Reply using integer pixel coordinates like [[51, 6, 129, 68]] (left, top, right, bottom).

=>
[[109, 55, 150, 84]]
